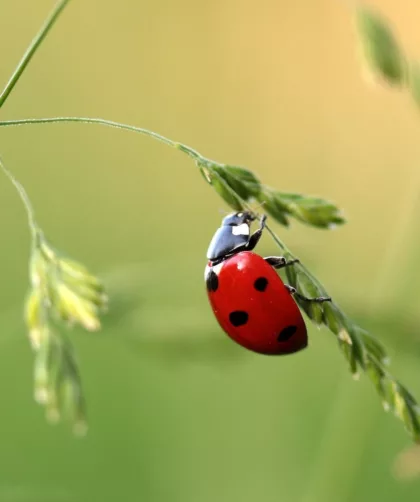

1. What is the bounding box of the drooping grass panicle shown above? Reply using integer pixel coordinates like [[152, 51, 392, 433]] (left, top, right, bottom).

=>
[[199, 160, 420, 442], [198, 158, 345, 229], [352, 4, 420, 443], [0, 154, 107, 433]]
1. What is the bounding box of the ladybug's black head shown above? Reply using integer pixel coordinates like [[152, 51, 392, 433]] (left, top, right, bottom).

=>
[[207, 211, 257, 263], [221, 211, 255, 227]]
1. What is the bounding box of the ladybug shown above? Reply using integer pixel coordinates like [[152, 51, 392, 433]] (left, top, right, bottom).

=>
[[205, 211, 330, 355]]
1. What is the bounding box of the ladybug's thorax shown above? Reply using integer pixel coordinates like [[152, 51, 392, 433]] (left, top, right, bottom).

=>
[[206, 211, 255, 263]]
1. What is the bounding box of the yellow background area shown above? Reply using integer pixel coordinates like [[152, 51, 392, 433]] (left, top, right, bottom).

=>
[[0, 1, 419, 501]]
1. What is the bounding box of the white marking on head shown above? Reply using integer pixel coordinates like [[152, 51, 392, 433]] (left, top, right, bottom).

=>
[[232, 223, 249, 236]]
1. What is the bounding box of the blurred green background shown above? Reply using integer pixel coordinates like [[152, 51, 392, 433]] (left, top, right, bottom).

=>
[[0, 0, 419, 500]]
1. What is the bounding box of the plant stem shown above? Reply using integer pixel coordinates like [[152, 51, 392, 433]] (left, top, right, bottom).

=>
[[0, 155, 38, 237], [0, 0, 71, 109], [0, 115, 292, 251], [0, 114, 293, 251], [0, 117, 204, 158]]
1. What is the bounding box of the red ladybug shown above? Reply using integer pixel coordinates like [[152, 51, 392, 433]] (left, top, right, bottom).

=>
[[205, 211, 330, 355]]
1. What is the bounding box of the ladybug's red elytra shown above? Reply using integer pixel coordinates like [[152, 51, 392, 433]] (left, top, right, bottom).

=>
[[205, 211, 331, 355]]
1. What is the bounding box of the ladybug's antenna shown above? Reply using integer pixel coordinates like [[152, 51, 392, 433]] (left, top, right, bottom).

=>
[[249, 200, 267, 220], [253, 200, 266, 212], [217, 202, 267, 222]]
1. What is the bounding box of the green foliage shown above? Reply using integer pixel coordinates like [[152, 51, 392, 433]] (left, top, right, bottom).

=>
[[199, 164, 261, 210], [202, 165, 420, 442], [200, 159, 345, 229], [0, 0, 419, 444], [258, 189, 345, 229], [355, 4, 420, 115], [355, 6, 406, 86], [0, 159, 107, 432], [28, 238, 107, 432], [351, 5, 420, 440], [29, 240, 107, 431]]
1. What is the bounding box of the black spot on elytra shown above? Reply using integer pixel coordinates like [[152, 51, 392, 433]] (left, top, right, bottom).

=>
[[206, 269, 219, 292], [229, 311, 249, 327], [254, 277, 268, 292], [278, 325, 297, 342]]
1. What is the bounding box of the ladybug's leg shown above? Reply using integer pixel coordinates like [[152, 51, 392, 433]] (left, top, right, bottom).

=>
[[226, 215, 267, 257], [264, 256, 300, 269], [285, 285, 331, 303], [245, 214, 267, 251]]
